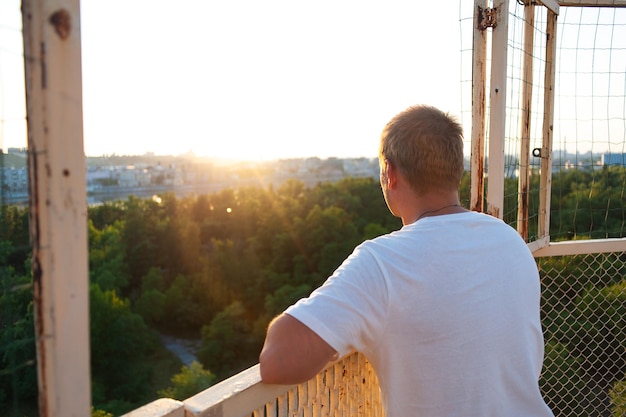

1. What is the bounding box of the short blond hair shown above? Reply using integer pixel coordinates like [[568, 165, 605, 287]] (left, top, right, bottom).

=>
[[379, 105, 464, 195]]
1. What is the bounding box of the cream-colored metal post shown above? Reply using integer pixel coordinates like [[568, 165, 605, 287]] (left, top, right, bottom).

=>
[[21, 1, 90, 416], [486, 0, 509, 219], [517, 3, 535, 240], [470, 0, 488, 213], [538, 9, 557, 242]]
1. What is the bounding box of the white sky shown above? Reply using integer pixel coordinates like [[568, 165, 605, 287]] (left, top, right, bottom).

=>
[[0, 1, 468, 161], [3, 2, 623, 162]]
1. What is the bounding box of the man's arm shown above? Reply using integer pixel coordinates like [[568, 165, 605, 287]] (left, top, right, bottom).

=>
[[259, 313, 338, 385]]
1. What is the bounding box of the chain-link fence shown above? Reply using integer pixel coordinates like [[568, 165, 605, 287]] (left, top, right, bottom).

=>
[[538, 251, 626, 417]]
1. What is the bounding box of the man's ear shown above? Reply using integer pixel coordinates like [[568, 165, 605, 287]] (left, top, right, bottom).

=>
[[385, 160, 398, 189]]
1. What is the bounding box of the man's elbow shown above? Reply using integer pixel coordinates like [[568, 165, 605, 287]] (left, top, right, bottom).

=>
[[259, 352, 281, 384], [259, 365, 283, 385], [259, 350, 316, 385], [259, 355, 294, 384]]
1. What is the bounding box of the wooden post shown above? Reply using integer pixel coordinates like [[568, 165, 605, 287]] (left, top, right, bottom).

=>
[[21, 1, 90, 416]]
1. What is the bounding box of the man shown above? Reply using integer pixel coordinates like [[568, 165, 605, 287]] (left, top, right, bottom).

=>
[[259, 105, 554, 417]]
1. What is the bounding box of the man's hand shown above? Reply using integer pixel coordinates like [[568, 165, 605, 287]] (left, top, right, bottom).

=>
[[259, 313, 338, 385]]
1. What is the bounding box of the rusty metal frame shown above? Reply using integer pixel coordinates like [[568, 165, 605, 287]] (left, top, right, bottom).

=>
[[531, 3, 626, 256], [473, 0, 625, 256]]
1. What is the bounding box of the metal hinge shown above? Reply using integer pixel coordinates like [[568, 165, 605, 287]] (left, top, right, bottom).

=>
[[477, 6, 498, 31]]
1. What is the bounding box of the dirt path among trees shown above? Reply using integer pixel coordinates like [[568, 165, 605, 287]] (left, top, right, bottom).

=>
[[160, 334, 200, 366]]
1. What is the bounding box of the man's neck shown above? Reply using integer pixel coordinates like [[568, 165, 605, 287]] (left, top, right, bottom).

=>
[[402, 191, 464, 225]]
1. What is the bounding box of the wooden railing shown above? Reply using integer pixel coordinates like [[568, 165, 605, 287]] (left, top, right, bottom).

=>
[[122, 352, 384, 417]]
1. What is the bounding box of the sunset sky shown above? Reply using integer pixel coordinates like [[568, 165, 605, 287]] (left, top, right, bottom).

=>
[[0, 0, 468, 160], [2, 2, 624, 161]]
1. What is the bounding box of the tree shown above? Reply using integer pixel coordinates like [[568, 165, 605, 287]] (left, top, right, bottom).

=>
[[547, 167, 626, 240], [156, 194, 203, 276], [363, 222, 388, 240], [0, 240, 37, 414], [610, 378, 626, 417], [120, 197, 162, 295], [89, 200, 125, 230], [198, 301, 258, 379], [88, 220, 128, 292], [161, 274, 208, 334], [91, 407, 114, 417], [264, 283, 311, 317], [312, 177, 398, 233], [297, 205, 360, 284], [0, 205, 30, 275], [157, 361, 216, 400], [134, 267, 167, 325], [90, 285, 158, 409], [134, 289, 166, 326]]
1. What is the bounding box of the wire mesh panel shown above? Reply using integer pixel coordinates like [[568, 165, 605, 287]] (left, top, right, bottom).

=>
[[508, 3, 626, 242], [548, 4, 626, 241]]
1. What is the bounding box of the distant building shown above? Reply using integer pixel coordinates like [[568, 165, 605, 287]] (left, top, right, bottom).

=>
[[563, 160, 584, 170], [343, 157, 378, 178], [0, 167, 28, 192], [118, 166, 151, 188], [601, 153, 626, 166], [7, 147, 27, 156]]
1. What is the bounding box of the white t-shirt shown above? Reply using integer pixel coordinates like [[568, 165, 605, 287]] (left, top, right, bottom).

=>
[[285, 211, 554, 417]]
